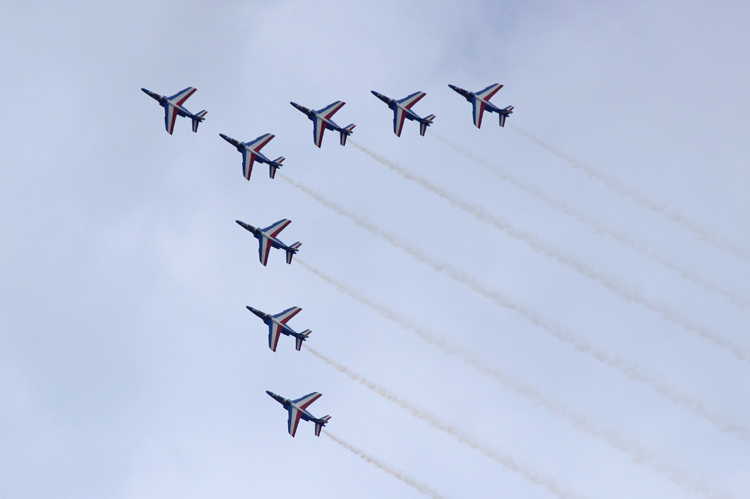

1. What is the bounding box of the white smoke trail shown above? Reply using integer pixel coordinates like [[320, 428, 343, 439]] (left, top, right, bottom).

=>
[[298, 259, 736, 498], [350, 141, 750, 365], [510, 124, 750, 265], [278, 173, 750, 443], [306, 346, 586, 499], [432, 132, 748, 310], [325, 431, 450, 499]]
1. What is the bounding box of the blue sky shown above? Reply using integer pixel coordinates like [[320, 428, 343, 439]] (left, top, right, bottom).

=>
[[1, 1, 750, 498]]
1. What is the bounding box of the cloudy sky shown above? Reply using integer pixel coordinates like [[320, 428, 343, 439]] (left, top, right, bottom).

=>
[[2, 1, 750, 498]]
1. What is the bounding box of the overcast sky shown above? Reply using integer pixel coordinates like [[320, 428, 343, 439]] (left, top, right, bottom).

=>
[[2, 1, 750, 498]]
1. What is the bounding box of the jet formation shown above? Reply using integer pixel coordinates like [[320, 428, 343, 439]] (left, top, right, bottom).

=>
[[143, 82, 513, 437]]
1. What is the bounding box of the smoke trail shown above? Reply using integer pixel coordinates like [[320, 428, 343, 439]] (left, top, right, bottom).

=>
[[432, 132, 748, 310], [349, 141, 750, 365], [298, 259, 737, 498], [324, 431, 449, 499], [306, 346, 585, 499], [510, 124, 750, 264], [278, 173, 750, 443]]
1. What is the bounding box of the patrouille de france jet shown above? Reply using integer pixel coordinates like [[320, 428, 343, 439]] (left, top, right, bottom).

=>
[[371, 90, 435, 137], [290, 101, 355, 147], [219, 133, 285, 180], [448, 83, 513, 128], [236, 219, 301, 266], [266, 391, 331, 437], [141, 87, 207, 134], [246, 305, 311, 352]]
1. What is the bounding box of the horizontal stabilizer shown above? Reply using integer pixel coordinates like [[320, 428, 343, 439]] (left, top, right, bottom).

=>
[[339, 124, 355, 146], [295, 329, 311, 351], [286, 242, 302, 264], [314, 415, 331, 436], [419, 114, 436, 136], [269, 157, 284, 179], [191, 110, 207, 133], [499, 107, 512, 127]]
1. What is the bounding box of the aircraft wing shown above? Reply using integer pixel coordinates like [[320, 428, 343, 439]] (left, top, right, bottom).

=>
[[292, 392, 322, 410], [269, 322, 283, 351], [312, 116, 326, 147], [396, 91, 425, 110], [273, 306, 302, 325], [472, 98, 486, 128], [475, 83, 502, 102], [167, 87, 197, 107], [317, 101, 345, 120], [245, 133, 275, 152], [262, 219, 292, 239], [259, 235, 273, 266], [393, 107, 407, 137], [287, 406, 303, 436], [242, 150, 257, 180], [164, 104, 180, 135]]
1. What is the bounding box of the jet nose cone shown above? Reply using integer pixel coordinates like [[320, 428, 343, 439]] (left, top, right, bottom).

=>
[[266, 390, 275, 397]]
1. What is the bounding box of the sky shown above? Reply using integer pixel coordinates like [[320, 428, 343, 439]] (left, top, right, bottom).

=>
[[1, 1, 750, 498]]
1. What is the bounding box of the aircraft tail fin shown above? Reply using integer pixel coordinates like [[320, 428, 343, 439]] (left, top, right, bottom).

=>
[[295, 329, 311, 351], [314, 415, 331, 436], [499, 106, 513, 127], [191, 110, 207, 132], [340, 124, 355, 146], [269, 157, 285, 179], [285, 242, 302, 264], [419, 114, 436, 136]]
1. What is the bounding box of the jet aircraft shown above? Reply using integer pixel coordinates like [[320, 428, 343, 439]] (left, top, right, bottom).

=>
[[220, 133, 285, 180], [246, 305, 310, 352], [448, 83, 513, 128], [371, 91, 435, 137], [141, 87, 207, 134], [290, 101, 355, 147], [236, 219, 301, 266], [266, 391, 331, 437]]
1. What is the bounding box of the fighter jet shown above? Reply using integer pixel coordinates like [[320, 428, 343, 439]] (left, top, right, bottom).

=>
[[141, 87, 207, 134], [246, 305, 311, 352], [236, 219, 301, 266], [267, 391, 331, 437], [371, 91, 435, 137], [290, 101, 355, 147], [448, 83, 513, 128], [220, 133, 285, 180]]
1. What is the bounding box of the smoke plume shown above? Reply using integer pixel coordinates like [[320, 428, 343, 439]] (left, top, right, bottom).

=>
[[298, 259, 736, 498], [349, 141, 749, 365], [510, 124, 750, 265], [279, 173, 750, 443], [306, 346, 585, 499], [325, 431, 450, 499], [432, 132, 748, 309]]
